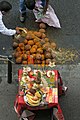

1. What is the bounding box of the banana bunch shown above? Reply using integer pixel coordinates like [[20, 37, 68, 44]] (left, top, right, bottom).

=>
[[26, 92, 42, 106]]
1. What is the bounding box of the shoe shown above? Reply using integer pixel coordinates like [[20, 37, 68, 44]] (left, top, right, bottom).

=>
[[20, 13, 26, 23], [62, 85, 68, 92]]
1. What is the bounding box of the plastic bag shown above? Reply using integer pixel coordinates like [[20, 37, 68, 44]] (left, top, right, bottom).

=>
[[33, 5, 61, 28]]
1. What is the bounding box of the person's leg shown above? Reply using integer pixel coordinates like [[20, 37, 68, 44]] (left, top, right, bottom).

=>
[[19, 0, 26, 13], [41, 0, 46, 7], [19, 0, 26, 22]]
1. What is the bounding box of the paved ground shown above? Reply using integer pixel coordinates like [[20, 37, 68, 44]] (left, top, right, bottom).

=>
[[0, 0, 80, 58], [0, 0, 80, 120]]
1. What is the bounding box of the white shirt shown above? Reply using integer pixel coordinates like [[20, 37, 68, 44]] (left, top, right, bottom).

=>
[[0, 11, 16, 36]]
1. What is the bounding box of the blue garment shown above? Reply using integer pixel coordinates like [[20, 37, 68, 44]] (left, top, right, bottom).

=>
[[19, 0, 26, 13], [41, 0, 46, 7], [19, 0, 46, 13]]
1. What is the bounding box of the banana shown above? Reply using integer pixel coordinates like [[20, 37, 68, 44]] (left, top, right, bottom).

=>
[[26, 94, 41, 104], [29, 97, 41, 104], [26, 94, 33, 99], [27, 97, 40, 106], [26, 93, 41, 105], [35, 91, 42, 98]]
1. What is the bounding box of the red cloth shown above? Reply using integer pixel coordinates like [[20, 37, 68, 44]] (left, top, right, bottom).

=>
[[14, 69, 64, 118]]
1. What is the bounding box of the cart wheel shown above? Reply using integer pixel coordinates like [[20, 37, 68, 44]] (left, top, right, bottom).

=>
[[51, 108, 59, 120], [51, 108, 58, 120]]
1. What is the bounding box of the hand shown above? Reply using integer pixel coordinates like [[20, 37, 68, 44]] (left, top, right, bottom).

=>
[[16, 27, 21, 34]]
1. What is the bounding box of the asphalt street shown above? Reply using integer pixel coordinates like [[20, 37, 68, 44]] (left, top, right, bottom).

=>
[[0, 0, 80, 120], [0, 0, 80, 57]]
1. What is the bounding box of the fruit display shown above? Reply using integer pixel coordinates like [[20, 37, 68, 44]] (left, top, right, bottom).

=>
[[19, 66, 56, 106], [25, 91, 42, 106], [12, 23, 57, 65], [13, 23, 78, 65]]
